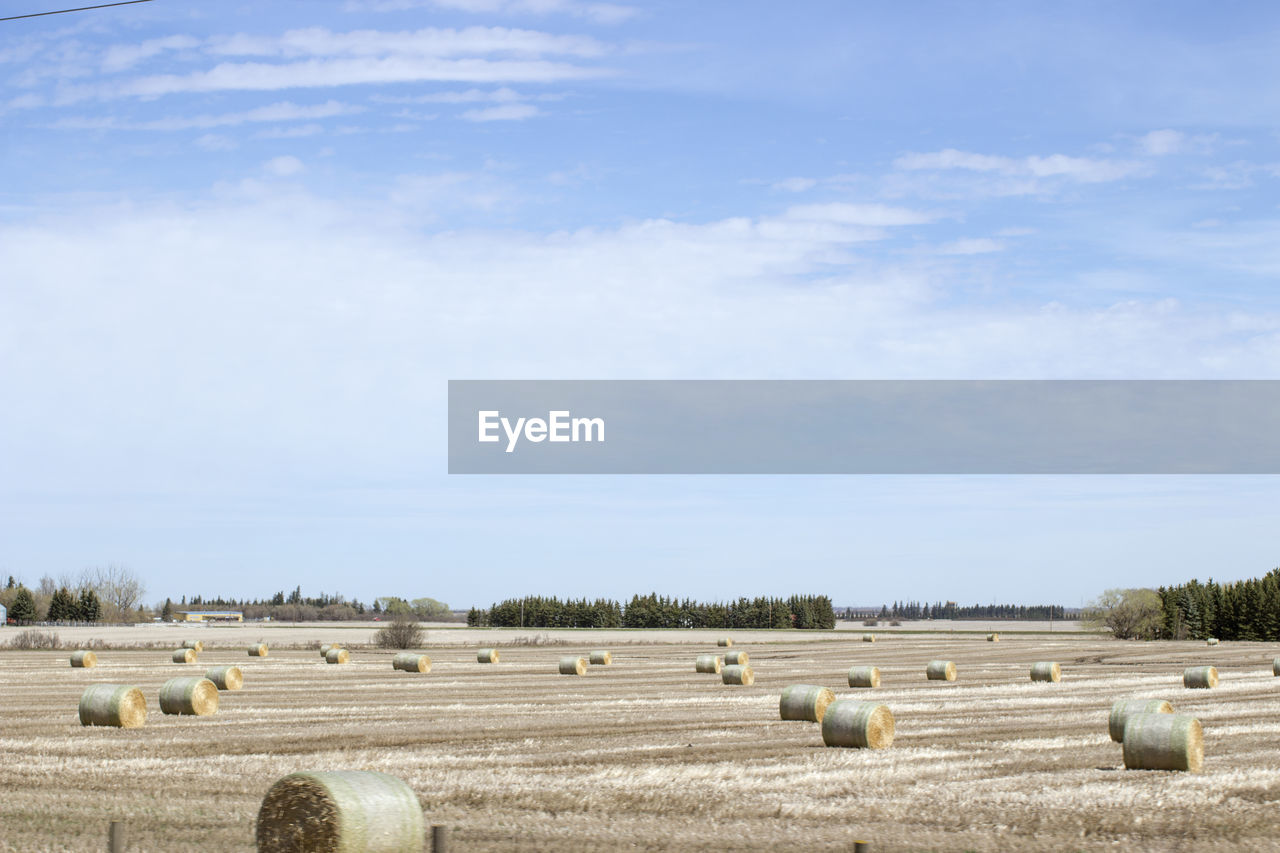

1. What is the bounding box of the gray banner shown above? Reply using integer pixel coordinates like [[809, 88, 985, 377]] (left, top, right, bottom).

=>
[[447, 380, 1280, 473]]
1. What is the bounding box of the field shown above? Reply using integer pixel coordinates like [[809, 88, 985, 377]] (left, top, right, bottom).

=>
[[1, 630, 1277, 852]]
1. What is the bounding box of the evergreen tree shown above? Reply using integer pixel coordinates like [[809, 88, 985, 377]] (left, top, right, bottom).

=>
[[11, 586, 37, 622], [78, 589, 102, 622], [161, 598, 173, 621]]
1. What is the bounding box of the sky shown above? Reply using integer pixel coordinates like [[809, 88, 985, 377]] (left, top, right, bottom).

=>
[[3, 1, 1280, 610]]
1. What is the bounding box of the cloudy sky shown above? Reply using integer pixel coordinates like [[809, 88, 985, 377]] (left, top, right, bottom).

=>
[[3, 1, 1280, 610]]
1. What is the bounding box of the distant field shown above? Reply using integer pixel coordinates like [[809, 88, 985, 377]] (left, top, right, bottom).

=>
[[10, 618, 1087, 649], [0, 633, 1275, 851]]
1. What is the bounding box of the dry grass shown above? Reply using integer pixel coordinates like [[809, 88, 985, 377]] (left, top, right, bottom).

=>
[[0, 635, 1277, 851]]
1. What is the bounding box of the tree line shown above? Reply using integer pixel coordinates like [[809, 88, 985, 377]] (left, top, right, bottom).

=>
[[1086, 569, 1280, 641], [468, 594, 837, 629], [855, 601, 1068, 621], [1, 566, 140, 624]]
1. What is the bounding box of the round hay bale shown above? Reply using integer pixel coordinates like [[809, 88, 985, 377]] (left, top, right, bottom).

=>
[[320, 644, 339, 658], [779, 684, 835, 722], [325, 648, 350, 665], [926, 660, 956, 681], [1206, 637, 1220, 646], [70, 650, 97, 668], [987, 633, 999, 642], [182, 639, 204, 652], [392, 653, 431, 673], [78, 684, 146, 728], [589, 650, 612, 665], [1273, 658, 1280, 677], [721, 664, 754, 686], [205, 665, 244, 691], [724, 650, 749, 666], [248, 643, 269, 657], [717, 637, 733, 647], [477, 648, 499, 664], [159, 677, 219, 716], [862, 634, 876, 643], [695, 654, 722, 674], [558, 656, 587, 676], [848, 665, 881, 688], [256, 770, 424, 853], [172, 648, 197, 664], [1030, 662, 1061, 683], [1108, 698, 1173, 743], [1183, 666, 1218, 689], [1122, 713, 1203, 772], [821, 700, 895, 749]]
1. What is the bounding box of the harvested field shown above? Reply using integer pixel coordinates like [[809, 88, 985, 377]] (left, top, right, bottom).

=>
[[0, 633, 1277, 851]]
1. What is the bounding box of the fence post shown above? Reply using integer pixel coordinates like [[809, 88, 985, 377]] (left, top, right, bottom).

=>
[[108, 821, 126, 853], [431, 825, 449, 853]]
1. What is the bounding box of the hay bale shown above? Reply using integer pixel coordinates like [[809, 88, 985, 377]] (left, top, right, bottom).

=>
[[172, 648, 197, 664], [182, 639, 204, 652], [558, 656, 587, 676], [325, 648, 350, 665], [320, 644, 340, 658], [78, 684, 146, 728], [721, 664, 754, 685], [1108, 698, 1173, 743], [1183, 666, 1218, 689], [987, 633, 999, 642], [724, 650, 749, 666], [392, 653, 431, 673], [779, 684, 835, 722], [717, 637, 733, 647], [589, 650, 612, 665], [1030, 662, 1061, 683], [159, 677, 219, 716], [256, 771, 424, 853], [1122, 713, 1203, 772], [248, 643, 268, 657], [70, 650, 97, 668], [695, 654, 722, 674], [926, 660, 956, 681], [1206, 637, 1220, 646], [848, 665, 881, 688], [477, 648, 499, 664], [862, 634, 875, 643], [205, 665, 243, 691], [1273, 658, 1280, 677], [821, 700, 895, 749]]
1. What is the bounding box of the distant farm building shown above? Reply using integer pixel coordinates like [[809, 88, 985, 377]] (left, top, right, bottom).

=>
[[174, 610, 243, 623]]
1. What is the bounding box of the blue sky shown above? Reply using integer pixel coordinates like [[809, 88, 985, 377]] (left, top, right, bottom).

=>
[[3, 1, 1280, 609]]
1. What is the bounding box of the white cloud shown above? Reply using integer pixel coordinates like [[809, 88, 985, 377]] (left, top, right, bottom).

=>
[[264, 155, 305, 176], [72, 56, 607, 101], [1140, 129, 1184, 156], [101, 35, 201, 73], [207, 27, 607, 60], [772, 177, 816, 192], [895, 148, 1141, 184], [195, 134, 237, 151], [782, 202, 937, 227], [374, 86, 528, 103], [933, 238, 1005, 255], [461, 102, 541, 120], [343, 0, 639, 25], [257, 124, 327, 138], [52, 100, 362, 131]]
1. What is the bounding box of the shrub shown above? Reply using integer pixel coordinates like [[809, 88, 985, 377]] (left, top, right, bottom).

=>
[[373, 614, 424, 649], [9, 629, 60, 650], [862, 618, 879, 627]]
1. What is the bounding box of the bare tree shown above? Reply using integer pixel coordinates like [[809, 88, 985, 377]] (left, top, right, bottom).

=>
[[87, 563, 147, 620]]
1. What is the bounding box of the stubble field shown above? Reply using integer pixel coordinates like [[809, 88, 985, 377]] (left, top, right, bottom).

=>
[[1, 632, 1277, 852]]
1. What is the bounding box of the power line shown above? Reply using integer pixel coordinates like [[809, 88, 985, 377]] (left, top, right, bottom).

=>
[[0, 0, 154, 22]]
